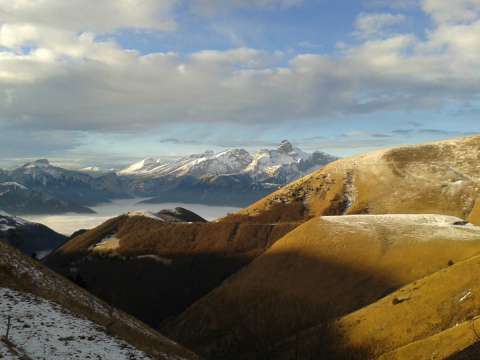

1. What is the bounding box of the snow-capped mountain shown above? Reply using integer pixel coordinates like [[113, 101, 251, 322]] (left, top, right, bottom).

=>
[[119, 141, 337, 206], [0, 211, 67, 257], [120, 149, 254, 178], [119, 141, 336, 183], [0, 142, 337, 212], [6, 159, 127, 208]]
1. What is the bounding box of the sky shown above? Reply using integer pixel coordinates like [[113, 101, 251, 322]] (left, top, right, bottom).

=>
[[1, 0, 480, 169]]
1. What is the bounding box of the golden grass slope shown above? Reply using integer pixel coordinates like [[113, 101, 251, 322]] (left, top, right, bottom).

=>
[[164, 214, 480, 358], [331, 252, 480, 359], [240, 135, 480, 224]]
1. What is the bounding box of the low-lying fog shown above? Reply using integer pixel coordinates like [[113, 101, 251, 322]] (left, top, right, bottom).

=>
[[23, 198, 240, 236]]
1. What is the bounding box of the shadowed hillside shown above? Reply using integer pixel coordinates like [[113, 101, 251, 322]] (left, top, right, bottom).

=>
[[0, 241, 199, 359], [45, 212, 298, 328], [271, 250, 480, 359], [164, 215, 480, 359], [0, 212, 67, 257]]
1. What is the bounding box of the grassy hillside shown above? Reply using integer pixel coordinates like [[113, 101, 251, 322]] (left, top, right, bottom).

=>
[[239, 136, 480, 224], [273, 251, 480, 359], [43, 135, 480, 359], [0, 240, 199, 359], [45, 214, 298, 329], [164, 215, 480, 358]]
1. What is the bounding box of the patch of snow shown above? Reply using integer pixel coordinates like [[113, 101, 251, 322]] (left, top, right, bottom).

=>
[[0, 241, 177, 346], [0, 213, 31, 232], [127, 211, 165, 221], [320, 214, 473, 227], [0, 287, 155, 360], [459, 290, 473, 303], [91, 235, 121, 252], [80, 166, 101, 172], [0, 182, 28, 190]]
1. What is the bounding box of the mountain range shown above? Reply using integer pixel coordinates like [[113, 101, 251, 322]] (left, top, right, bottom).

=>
[[119, 140, 337, 206], [43, 134, 480, 359], [0, 141, 336, 214], [5, 135, 480, 359]]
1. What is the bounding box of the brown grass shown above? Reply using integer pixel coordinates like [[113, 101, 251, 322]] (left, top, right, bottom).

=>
[[238, 135, 480, 223], [164, 215, 480, 359], [45, 215, 299, 330]]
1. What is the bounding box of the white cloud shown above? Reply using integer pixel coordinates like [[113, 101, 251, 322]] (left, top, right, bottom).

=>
[[355, 13, 406, 38], [1, 0, 480, 137], [0, 0, 178, 34], [423, 0, 480, 24]]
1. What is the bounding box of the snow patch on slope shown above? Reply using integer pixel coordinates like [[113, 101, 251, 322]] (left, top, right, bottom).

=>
[[128, 211, 166, 221], [0, 213, 30, 232], [320, 214, 472, 227], [91, 235, 121, 252], [0, 287, 155, 360]]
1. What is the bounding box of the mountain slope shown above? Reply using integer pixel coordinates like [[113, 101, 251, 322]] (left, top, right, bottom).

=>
[[0, 181, 94, 215], [0, 211, 67, 257], [272, 250, 480, 359], [0, 241, 199, 359], [119, 141, 337, 206], [240, 135, 480, 224], [44, 209, 299, 330], [7, 159, 127, 208], [163, 215, 480, 358], [119, 141, 335, 182]]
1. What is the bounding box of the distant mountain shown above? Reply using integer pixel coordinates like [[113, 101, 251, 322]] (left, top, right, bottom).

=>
[[8, 159, 126, 206], [120, 141, 338, 206], [0, 142, 336, 214], [0, 181, 94, 215], [0, 211, 67, 257]]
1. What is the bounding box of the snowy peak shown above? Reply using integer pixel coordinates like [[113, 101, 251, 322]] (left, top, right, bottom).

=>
[[30, 158, 50, 166], [118, 158, 165, 176], [23, 159, 51, 169], [278, 140, 294, 153], [118, 141, 337, 185]]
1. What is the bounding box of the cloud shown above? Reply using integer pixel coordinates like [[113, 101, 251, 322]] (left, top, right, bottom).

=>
[[355, 13, 406, 38], [0, 0, 178, 34], [1, 0, 480, 137], [422, 0, 480, 24], [189, 0, 303, 16], [0, 128, 85, 157]]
